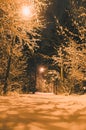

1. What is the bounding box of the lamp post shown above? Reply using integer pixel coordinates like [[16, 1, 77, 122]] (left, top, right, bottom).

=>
[[36, 66, 46, 92], [34, 65, 46, 92]]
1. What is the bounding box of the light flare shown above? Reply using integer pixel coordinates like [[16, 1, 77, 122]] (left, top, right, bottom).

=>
[[39, 67, 45, 73], [21, 6, 32, 19]]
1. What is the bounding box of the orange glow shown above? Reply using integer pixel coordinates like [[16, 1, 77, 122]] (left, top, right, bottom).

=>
[[22, 6, 31, 16], [39, 67, 45, 73], [21, 6, 32, 19]]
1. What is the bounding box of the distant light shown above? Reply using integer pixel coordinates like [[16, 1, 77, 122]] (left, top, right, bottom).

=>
[[39, 67, 45, 73]]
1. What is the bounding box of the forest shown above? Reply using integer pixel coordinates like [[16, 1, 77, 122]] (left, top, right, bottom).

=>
[[0, 0, 86, 95]]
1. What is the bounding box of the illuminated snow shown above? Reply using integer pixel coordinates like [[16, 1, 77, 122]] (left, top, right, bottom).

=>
[[0, 93, 86, 130]]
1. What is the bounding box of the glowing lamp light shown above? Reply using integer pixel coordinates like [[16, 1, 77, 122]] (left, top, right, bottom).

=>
[[39, 67, 45, 73], [21, 6, 32, 18]]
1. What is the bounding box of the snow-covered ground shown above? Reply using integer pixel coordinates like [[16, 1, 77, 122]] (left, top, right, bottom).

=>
[[0, 93, 86, 130]]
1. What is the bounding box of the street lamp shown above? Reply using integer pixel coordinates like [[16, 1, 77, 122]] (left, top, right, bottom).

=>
[[39, 67, 45, 73], [21, 6, 32, 18], [36, 66, 46, 92], [34, 66, 45, 90]]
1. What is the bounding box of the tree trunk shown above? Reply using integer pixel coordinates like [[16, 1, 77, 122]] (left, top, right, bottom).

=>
[[3, 37, 14, 94], [3, 55, 11, 94], [60, 55, 64, 92], [34, 56, 37, 93], [59, 47, 64, 92]]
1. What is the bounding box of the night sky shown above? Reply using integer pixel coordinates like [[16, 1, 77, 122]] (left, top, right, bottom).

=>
[[44, 0, 70, 37], [38, 0, 70, 56]]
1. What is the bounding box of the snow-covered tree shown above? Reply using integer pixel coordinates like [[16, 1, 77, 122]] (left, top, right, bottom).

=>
[[62, 0, 86, 44], [0, 0, 48, 94], [52, 12, 86, 94], [64, 39, 86, 94]]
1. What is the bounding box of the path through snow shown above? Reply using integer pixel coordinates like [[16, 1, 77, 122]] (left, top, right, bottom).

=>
[[0, 93, 86, 130]]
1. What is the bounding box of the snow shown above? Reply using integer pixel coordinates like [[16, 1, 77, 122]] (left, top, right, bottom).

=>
[[0, 93, 86, 130]]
